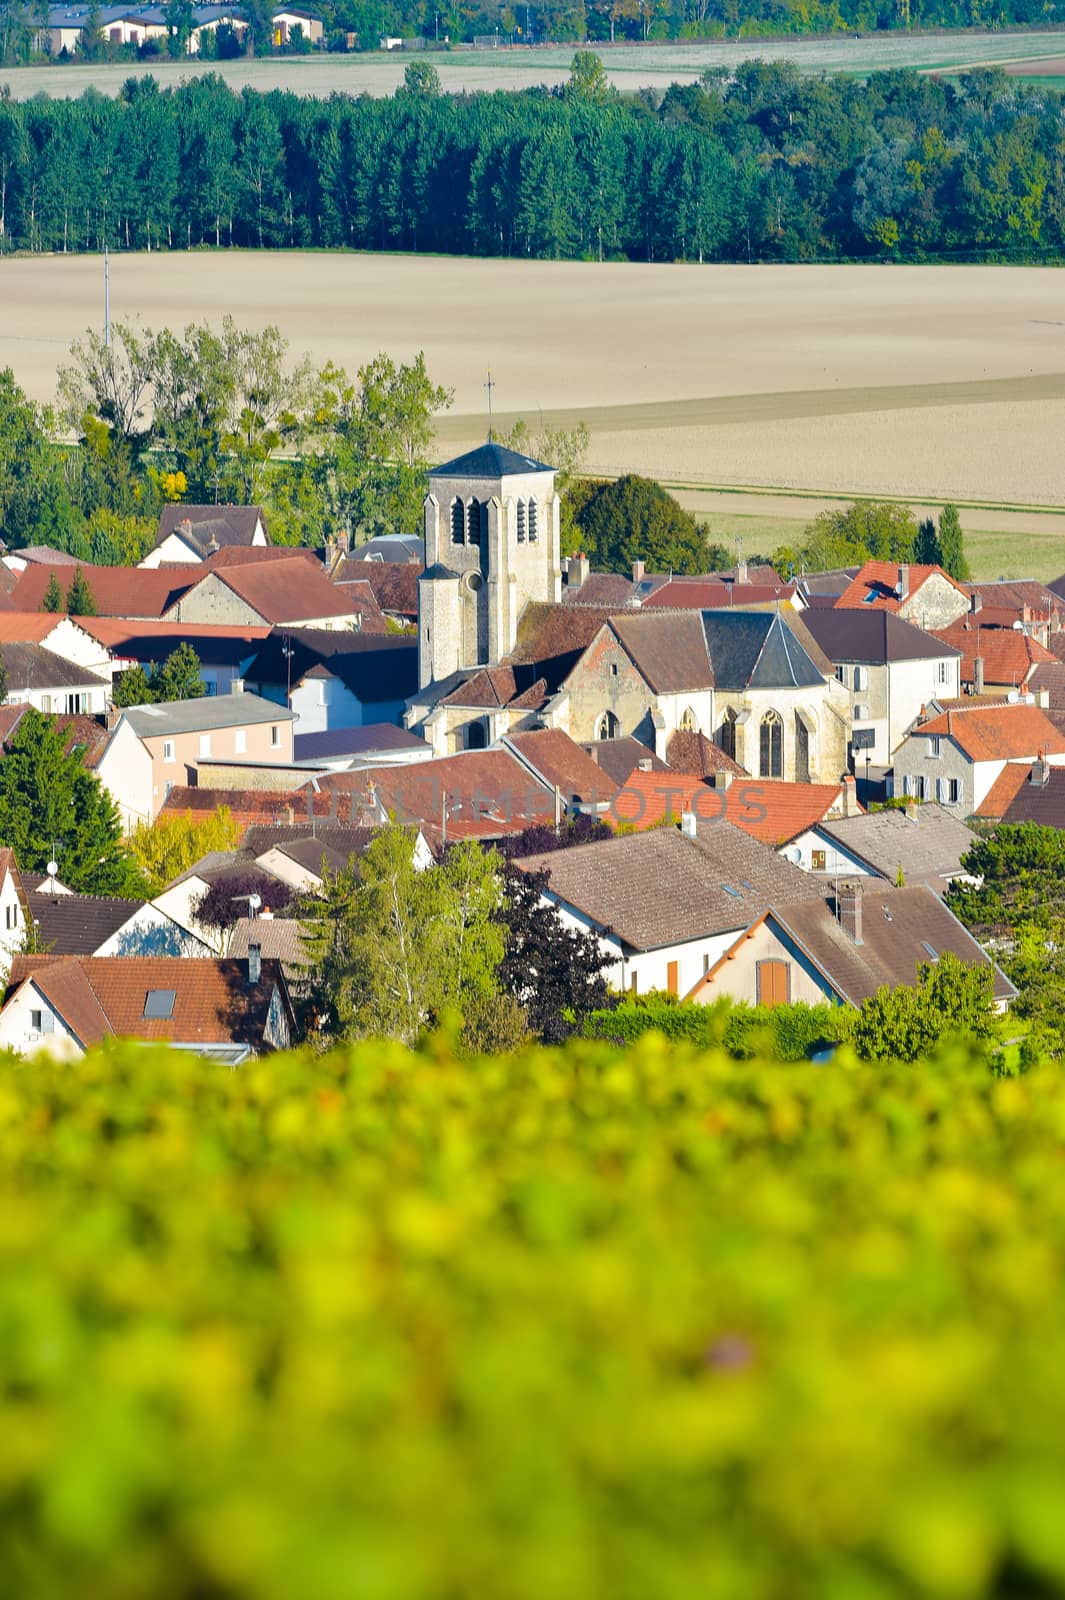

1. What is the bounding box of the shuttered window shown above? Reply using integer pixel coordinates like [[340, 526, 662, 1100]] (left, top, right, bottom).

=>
[[757, 960, 790, 1008], [667, 960, 679, 996]]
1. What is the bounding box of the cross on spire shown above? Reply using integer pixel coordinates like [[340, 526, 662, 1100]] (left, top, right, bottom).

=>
[[485, 369, 495, 441]]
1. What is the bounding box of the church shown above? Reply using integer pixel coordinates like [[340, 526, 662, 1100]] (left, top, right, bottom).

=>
[[405, 443, 850, 785]]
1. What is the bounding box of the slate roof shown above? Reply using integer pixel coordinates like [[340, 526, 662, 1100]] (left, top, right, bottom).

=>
[[8, 564, 195, 619], [836, 561, 968, 612], [430, 442, 553, 478], [1, 642, 110, 691], [350, 534, 424, 564], [156, 505, 266, 556], [932, 621, 1055, 685], [515, 821, 822, 951], [911, 703, 1065, 761], [245, 630, 418, 703], [292, 724, 429, 763], [701, 610, 825, 690], [6, 955, 288, 1049], [243, 824, 377, 860], [26, 890, 148, 955], [817, 804, 977, 889], [762, 885, 1016, 1007], [609, 775, 846, 845], [802, 608, 960, 665], [121, 692, 293, 738], [504, 728, 620, 805]]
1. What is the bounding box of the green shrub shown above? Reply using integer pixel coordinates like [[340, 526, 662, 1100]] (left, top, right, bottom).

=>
[[1, 1036, 1064, 1598]]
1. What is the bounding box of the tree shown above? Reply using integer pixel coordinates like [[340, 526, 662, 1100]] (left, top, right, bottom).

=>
[[500, 417, 590, 551], [0, 708, 141, 895], [297, 827, 506, 1045], [567, 50, 613, 103], [799, 501, 919, 571], [194, 866, 294, 935], [41, 572, 62, 614], [402, 60, 441, 98], [496, 866, 613, 1043], [852, 952, 998, 1063], [914, 516, 942, 565], [150, 642, 205, 703], [938, 503, 970, 581], [129, 805, 241, 897], [574, 474, 708, 574], [64, 567, 97, 616], [112, 664, 153, 709]]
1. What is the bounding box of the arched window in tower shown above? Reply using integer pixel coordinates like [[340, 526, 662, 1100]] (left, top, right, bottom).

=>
[[516, 500, 526, 543], [528, 500, 538, 542], [680, 706, 697, 733], [719, 708, 737, 761], [465, 719, 487, 750], [451, 500, 465, 545], [759, 711, 783, 779], [467, 498, 481, 545], [597, 710, 620, 740]]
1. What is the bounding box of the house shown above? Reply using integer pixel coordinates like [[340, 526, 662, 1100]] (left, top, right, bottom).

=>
[[0, 954, 293, 1063], [141, 505, 269, 568], [931, 619, 1056, 695], [802, 803, 979, 895], [609, 774, 854, 843], [800, 607, 961, 765], [835, 562, 970, 632], [332, 558, 420, 625], [96, 690, 296, 827], [272, 6, 324, 43], [976, 758, 1065, 828], [3, 545, 79, 573], [514, 819, 823, 996], [165, 557, 363, 631], [665, 728, 748, 779], [639, 576, 803, 610], [244, 631, 418, 732], [26, 889, 211, 960], [79, 620, 270, 697], [891, 701, 1065, 814], [341, 534, 424, 565], [966, 580, 1065, 638], [0, 613, 115, 683], [248, 824, 434, 890], [1, 641, 111, 715], [229, 917, 308, 994], [690, 879, 1015, 1011], [579, 736, 670, 788], [501, 728, 620, 814], [0, 849, 31, 984]]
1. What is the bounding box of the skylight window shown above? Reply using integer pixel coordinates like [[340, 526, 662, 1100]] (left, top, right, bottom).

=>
[[921, 942, 940, 962], [722, 885, 742, 898], [862, 589, 880, 604], [143, 989, 176, 1020]]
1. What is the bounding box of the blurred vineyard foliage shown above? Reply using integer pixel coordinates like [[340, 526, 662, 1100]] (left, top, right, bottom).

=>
[[3, 1034, 1065, 1598]]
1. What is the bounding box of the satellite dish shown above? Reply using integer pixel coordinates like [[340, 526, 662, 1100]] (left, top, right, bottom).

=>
[[783, 846, 802, 864], [46, 861, 58, 878], [248, 894, 262, 915]]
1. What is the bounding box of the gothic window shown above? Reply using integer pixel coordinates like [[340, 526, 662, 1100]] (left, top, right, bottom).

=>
[[597, 711, 620, 740], [451, 499, 465, 545], [796, 713, 813, 784], [467, 498, 483, 545], [680, 707, 697, 733], [759, 711, 783, 779], [516, 500, 526, 543], [466, 720, 487, 750], [528, 500, 538, 542], [719, 708, 737, 760]]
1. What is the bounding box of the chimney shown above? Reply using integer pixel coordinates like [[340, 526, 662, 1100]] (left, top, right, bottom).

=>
[[898, 564, 910, 602], [247, 942, 261, 985], [737, 557, 749, 584], [1030, 756, 1050, 788], [632, 559, 646, 585], [1038, 687, 1051, 709], [1024, 603, 1032, 626], [840, 774, 859, 816], [230, 678, 244, 695], [973, 656, 985, 696], [837, 880, 863, 945], [680, 811, 698, 838], [106, 703, 121, 731], [569, 552, 589, 591], [970, 590, 983, 614], [259, 907, 275, 919]]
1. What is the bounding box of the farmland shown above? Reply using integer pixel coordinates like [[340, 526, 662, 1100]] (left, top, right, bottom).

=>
[[2, 28, 1065, 98], [3, 252, 1063, 577]]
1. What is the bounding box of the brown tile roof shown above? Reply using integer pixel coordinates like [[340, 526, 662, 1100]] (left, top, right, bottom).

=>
[[610, 775, 846, 844], [9, 565, 197, 619], [243, 823, 377, 859], [0, 641, 109, 692], [1029, 662, 1065, 709], [10, 546, 80, 566], [504, 729, 620, 805], [80, 619, 271, 664], [609, 612, 714, 693], [562, 573, 640, 608], [515, 821, 822, 950], [156, 505, 267, 555], [973, 763, 1033, 819], [509, 602, 619, 677], [189, 558, 362, 626], [818, 804, 977, 889], [440, 665, 548, 711], [7, 955, 287, 1048], [836, 561, 967, 613], [0, 704, 27, 743], [200, 546, 319, 573], [317, 750, 556, 843], [762, 885, 1015, 1006], [965, 580, 1065, 620], [913, 703, 1065, 762], [644, 579, 798, 609], [334, 559, 421, 620], [999, 764, 1065, 828], [665, 730, 747, 779], [26, 891, 148, 955], [932, 621, 1055, 686], [160, 786, 355, 831], [579, 737, 668, 787], [803, 608, 960, 665], [229, 918, 307, 986], [0, 707, 109, 768]]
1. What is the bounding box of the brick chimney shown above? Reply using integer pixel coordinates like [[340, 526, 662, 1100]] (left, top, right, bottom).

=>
[[973, 655, 985, 696], [632, 559, 646, 585], [837, 880, 863, 945], [569, 552, 589, 591], [840, 774, 860, 816]]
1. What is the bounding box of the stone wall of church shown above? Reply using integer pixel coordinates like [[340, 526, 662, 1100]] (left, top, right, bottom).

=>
[[713, 683, 850, 784]]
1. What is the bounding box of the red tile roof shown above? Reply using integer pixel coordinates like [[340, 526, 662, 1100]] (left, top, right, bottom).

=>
[[335, 559, 421, 620], [504, 729, 620, 805], [317, 751, 557, 842], [665, 730, 748, 779], [609, 775, 847, 844], [159, 786, 353, 833], [643, 579, 798, 609], [182, 558, 363, 627], [932, 622, 1055, 686], [836, 561, 967, 613], [8, 565, 197, 618], [914, 703, 1065, 762], [972, 764, 1032, 819], [0, 612, 86, 643]]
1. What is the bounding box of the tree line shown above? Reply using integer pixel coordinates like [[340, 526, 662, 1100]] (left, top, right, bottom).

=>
[[0, 61, 1063, 263]]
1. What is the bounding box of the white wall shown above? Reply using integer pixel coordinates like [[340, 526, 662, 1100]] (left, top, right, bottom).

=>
[[544, 890, 741, 998], [781, 828, 877, 879], [96, 720, 154, 831], [97, 904, 212, 959], [0, 979, 84, 1060]]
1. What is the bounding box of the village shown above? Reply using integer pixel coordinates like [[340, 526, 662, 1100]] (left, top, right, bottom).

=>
[[0, 437, 1057, 1058]]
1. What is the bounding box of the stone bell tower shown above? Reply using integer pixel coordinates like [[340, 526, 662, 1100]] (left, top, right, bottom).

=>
[[418, 441, 562, 690]]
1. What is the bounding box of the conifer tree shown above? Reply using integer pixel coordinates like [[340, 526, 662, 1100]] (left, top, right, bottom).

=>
[[64, 567, 97, 617], [41, 573, 63, 613], [938, 504, 970, 581]]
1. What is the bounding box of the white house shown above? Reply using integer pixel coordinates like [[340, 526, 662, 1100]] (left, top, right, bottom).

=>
[[891, 701, 1065, 815]]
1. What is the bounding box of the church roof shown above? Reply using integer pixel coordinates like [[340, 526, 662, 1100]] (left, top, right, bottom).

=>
[[429, 441, 553, 478]]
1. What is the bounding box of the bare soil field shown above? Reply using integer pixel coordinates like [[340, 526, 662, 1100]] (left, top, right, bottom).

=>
[[2, 30, 1065, 99], [1003, 54, 1065, 73], [2, 251, 1063, 576]]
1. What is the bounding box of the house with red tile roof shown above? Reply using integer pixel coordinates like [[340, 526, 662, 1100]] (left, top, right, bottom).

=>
[[6, 564, 197, 619], [165, 557, 367, 631], [932, 619, 1056, 694], [835, 561, 970, 632], [608, 773, 853, 843], [892, 700, 1065, 815], [0, 954, 293, 1063], [80, 620, 270, 696]]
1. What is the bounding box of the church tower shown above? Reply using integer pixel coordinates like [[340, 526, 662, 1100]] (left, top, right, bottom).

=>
[[418, 442, 561, 690]]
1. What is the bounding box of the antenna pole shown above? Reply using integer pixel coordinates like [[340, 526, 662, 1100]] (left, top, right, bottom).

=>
[[104, 241, 111, 350], [485, 369, 495, 441]]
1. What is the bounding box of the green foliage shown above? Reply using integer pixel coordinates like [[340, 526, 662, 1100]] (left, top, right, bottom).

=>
[[499, 418, 590, 550], [586, 995, 856, 1059], [402, 58, 441, 98], [129, 805, 242, 897], [801, 500, 920, 570], [64, 566, 97, 617], [853, 952, 998, 1063], [0, 708, 141, 895], [567, 50, 613, 102], [5, 1038, 1065, 1598], [298, 827, 507, 1044], [574, 473, 707, 574], [41, 572, 62, 614], [938, 502, 970, 581]]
